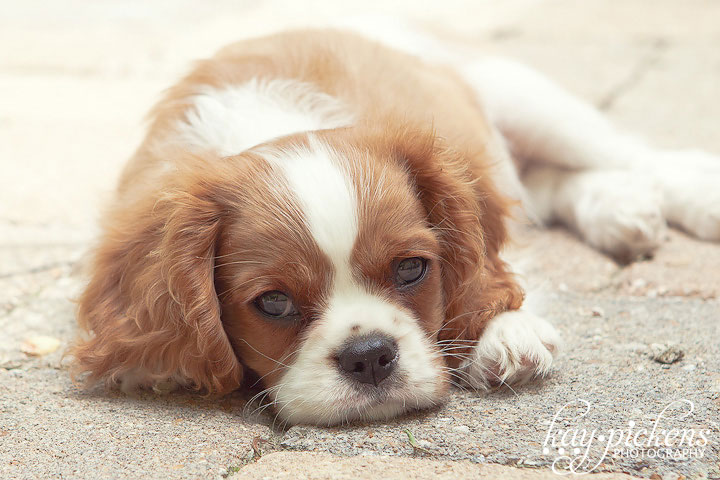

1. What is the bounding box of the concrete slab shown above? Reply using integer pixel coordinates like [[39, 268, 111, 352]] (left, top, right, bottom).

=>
[[273, 294, 720, 479], [239, 452, 641, 479], [1, 0, 719, 479]]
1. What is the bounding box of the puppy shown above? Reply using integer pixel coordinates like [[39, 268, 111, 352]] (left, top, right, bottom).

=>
[[71, 29, 719, 425]]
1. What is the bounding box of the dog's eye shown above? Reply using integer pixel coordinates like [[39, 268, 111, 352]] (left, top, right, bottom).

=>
[[255, 291, 299, 319], [395, 257, 427, 286]]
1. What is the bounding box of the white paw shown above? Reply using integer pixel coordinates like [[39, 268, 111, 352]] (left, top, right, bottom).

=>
[[651, 150, 720, 241], [570, 171, 667, 261], [655, 149, 720, 173], [666, 180, 720, 240], [651, 153, 720, 241], [460, 310, 561, 390]]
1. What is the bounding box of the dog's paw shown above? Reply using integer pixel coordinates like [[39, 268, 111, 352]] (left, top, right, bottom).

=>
[[459, 310, 561, 390], [570, 171, 667, 261], [656, 149, 720, 173], [651, 153, 720, 241], [666, 180, 720, 240], [651, 150, 720, 241]]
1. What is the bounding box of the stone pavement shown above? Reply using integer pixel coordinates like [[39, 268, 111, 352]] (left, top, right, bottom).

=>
[[1, 1, 718, 479]]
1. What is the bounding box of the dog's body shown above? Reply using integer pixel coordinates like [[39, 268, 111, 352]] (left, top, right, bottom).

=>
[[72, 29, 719, 425]]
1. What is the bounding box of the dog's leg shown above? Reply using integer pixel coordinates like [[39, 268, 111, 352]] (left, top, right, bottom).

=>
[[650, 153, 720, 240], [443, 254, 561, 390], [523, 166, 667, 260], [461, 57, 656, 170], [339, 21, 719, 243], [461, 58, 720, 252]]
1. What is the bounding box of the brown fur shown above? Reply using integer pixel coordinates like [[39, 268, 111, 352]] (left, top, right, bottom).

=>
[[70, 29, 523, 396]]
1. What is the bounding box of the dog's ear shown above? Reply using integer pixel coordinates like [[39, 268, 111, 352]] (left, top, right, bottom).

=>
[[70, 164, 243, 394], [379, 125, 524, 340]]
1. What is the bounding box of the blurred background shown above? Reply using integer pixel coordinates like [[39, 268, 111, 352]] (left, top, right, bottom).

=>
[[2, 0, 719, 234]]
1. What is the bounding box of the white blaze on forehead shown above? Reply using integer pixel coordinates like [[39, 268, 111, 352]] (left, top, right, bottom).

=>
[[262, 136, 359, 288], [259, 138, 446, 426], [173, 78, 354, 156], [161, 73, 445, 424], [172, 77, 360, 286]]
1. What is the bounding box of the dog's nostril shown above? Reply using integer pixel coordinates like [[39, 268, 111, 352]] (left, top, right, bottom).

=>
[[337, 333, 398, 387]]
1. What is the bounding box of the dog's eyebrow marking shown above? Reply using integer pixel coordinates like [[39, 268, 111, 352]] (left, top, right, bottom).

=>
[[173, 78, 354, 156]]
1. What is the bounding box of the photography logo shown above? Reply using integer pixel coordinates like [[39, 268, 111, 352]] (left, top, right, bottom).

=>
[[542, 399, 711, 475]]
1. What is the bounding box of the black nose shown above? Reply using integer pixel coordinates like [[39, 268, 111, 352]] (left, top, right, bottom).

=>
[[337, 334, 398, 386]]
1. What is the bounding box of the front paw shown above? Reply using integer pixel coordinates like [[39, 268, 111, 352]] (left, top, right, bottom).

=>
[[459, 310, 560, 389]]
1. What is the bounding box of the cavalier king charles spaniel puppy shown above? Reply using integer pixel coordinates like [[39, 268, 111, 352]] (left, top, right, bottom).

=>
[[71, 28, 720, 426]]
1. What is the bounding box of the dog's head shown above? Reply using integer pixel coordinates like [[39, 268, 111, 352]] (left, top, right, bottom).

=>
[[72, 124, 519, 425]]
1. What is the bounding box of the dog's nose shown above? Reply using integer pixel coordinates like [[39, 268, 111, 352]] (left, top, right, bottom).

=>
[[337, 334, 398, 386]]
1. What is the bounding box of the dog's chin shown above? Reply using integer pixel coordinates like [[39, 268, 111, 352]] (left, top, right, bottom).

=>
[[271, 380, 443, 427]]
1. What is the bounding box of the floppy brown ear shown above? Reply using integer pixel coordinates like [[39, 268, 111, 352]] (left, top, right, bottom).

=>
[[70, 171, 243, 394], [382, 125, 524, 343]]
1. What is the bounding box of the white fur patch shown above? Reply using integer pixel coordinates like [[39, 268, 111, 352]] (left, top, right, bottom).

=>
[[650, 150, 720, 240], [272, 290, 443, 425], [173, 78, 354, 156], [524, 167, 667, 259], [263, 136, 359, 281], [461, 310, 560, 390], [458, 55, 720, 249], [459, 57, 654, 171], [258, 138, 444, 425]]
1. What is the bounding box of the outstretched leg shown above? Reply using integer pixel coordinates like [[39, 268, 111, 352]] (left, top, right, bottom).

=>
[[460, 57, 720, 254], [523, 166, 667, 261]]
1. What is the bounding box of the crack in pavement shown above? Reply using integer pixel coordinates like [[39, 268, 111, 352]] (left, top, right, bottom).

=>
[[597, 38, 670, 111]]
